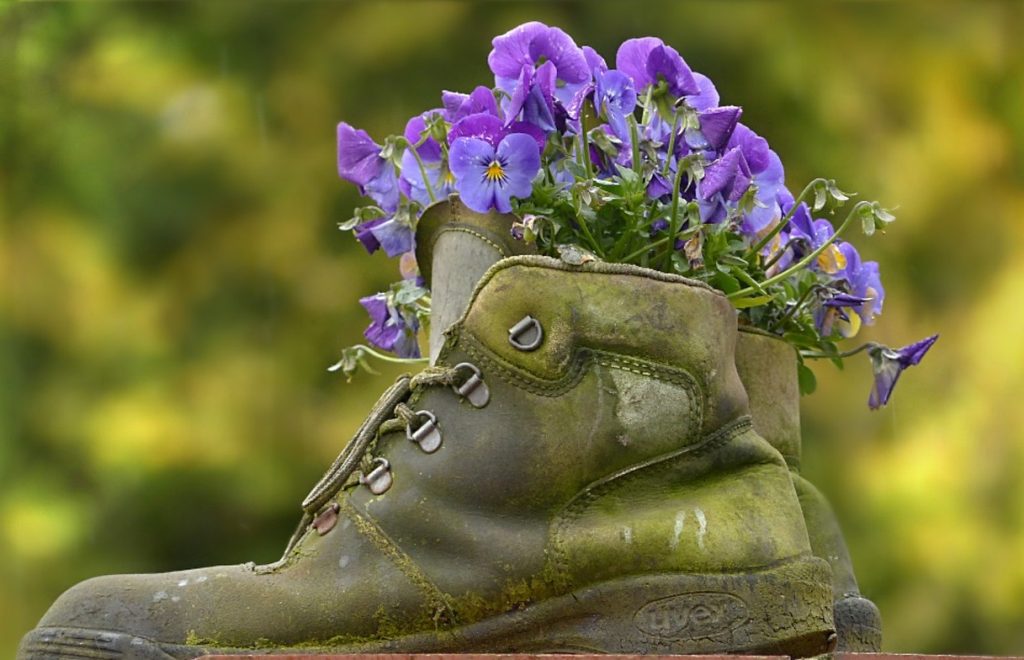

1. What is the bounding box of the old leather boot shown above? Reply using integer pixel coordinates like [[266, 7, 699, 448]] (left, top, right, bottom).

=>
[[20, 246, 834, 658], [735, 328, 883, 651]]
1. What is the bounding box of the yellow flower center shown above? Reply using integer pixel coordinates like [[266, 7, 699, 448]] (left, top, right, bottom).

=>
[[837, 308, 862, 339], [817, 244, 848, 275], [443, 170, 456, 185], [485, 160, 506, 183]]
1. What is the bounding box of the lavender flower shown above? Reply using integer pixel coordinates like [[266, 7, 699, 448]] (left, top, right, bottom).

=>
[[838, 242, 885, 324], [442, 86, 499, 123], [594, 69, 637, 140], [489, 21, 590, 107], [399, 113, 454, 207], [337, 122, 399, 212], [449, 133, 540, 213], [868, 335, 939, 409], [615, 37, 698, 96], [360, 293, 421, 359]]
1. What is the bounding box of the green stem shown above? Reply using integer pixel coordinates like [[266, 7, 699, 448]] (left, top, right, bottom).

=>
[[761, 237, 799, 271], [405, 140, 438, 204], [580, 129, 594, 179], [800, 342, 878, 360], [356, 344, 429, 365], [622, 234, 671, 263], [749, 177, 828, 257], [727, 201, 870, 300], [628, 115, 642, 176], [662, 113, 680, 177], [662, 161, 690, 270], [771, 284, 824, 331], [576, 212, 605, 257]]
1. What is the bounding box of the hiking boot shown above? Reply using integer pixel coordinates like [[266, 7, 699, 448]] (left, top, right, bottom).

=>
[[735, 328, 883, 651], [19, 226, 833, 657]]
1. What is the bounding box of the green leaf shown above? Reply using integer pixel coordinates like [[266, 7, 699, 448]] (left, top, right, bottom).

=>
[[731, 295, 773, 309], [711, 270, 741, 295], [797, 362, 818, 396]]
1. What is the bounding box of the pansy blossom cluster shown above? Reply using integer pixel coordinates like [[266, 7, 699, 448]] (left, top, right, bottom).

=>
[[333, 21, 936, 408]]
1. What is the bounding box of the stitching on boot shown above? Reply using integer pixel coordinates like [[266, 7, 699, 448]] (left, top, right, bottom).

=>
[[457, 327, 706, 402], [339, 500, 456, 628], [426, 225, 508, 258], [548, 416, 754, 582]]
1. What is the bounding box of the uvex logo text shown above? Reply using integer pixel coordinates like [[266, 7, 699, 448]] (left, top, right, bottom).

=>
[[634, 592, 748, 639]]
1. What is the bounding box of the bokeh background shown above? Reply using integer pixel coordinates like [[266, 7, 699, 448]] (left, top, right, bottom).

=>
[[3, 1, 1023, 656]]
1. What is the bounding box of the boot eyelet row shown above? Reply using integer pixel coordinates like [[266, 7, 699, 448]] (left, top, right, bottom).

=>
[[362, 363, 488, 495], [406, 410, 443, 453]]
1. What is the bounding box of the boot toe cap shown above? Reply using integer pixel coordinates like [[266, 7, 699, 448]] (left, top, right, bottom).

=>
[[35, 566, 247, 644]]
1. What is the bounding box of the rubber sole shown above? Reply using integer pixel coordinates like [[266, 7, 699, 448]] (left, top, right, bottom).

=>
[[19, 556, 834, 659], [834, 594, 883, 652]]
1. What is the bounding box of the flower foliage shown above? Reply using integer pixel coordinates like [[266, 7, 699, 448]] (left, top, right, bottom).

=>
[[334, 21, 935, 406]]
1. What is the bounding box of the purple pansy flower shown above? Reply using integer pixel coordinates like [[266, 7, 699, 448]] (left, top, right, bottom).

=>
[[399, 113, 454, 207], [838, 242, 885, 324], [366, 217, 415, 258], [727, 123, 787, 235], [685, 105, 742, 152], [594, 69, 637, 140], [685, 72, 720, 112], [441, 86, 499, 123], [615, 37, 699, 97], [360, 293, 421, 359], [352, 217, 387, 254], [583, 45, 608, 75], [489, 21, 590, 107], [785, 203, 848, 276], [337, 122, 399, 212], [449, 133, 541, 214], [867, 335, 939, 409], [699, 147, 752, 206], [815, 289, 873, 337]]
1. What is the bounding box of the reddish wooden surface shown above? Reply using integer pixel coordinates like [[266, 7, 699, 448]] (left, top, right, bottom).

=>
[[203, 655, 1024, 660]]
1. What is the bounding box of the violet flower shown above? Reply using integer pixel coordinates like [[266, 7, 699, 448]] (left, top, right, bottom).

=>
[[489, 21, 590, 107], [838, 242, 885, 325], [449, 133, 540, 214], [360, 293, 421, 359], [366, 217, 414, 258], [337, 122, 399, 212], [727, 123, 787, 235], [699, 147, 752, 206], [594, 69, 637, 140], [352, 217, 387, 254], [442, 86, 499, 123], [615, 37, 699, 97], [685, 105, 742, 152], [398, 113, 454, 207], [868, 335, 939, 409]]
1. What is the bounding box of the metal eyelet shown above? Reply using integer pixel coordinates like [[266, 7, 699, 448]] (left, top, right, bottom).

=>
[[508, 315, 543, 351], [451, 362, 490, 408], [312, 502, 341, 536], [359, 457, 393, 495], [406, 410, 442, 453]]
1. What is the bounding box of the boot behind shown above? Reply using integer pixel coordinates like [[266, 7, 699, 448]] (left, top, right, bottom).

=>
[[735, 328, 884, 651]]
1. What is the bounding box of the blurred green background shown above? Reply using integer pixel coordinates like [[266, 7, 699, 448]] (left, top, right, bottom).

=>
[[3, 1, 1023, 656]]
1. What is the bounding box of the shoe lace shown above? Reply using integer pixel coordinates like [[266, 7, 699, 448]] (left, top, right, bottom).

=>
[[285, 363, 485, 551]]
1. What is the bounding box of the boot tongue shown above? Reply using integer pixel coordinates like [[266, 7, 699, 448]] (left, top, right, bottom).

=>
[[734, 329, 802, 469], [415, 197, 536, 364]]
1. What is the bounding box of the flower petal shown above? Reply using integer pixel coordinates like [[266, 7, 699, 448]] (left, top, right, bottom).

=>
[[337, 122, 383, 187], [449, 137, 498, 212]]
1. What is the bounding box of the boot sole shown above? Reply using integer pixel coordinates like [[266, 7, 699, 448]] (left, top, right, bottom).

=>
[[19, 555, 833, 658]]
